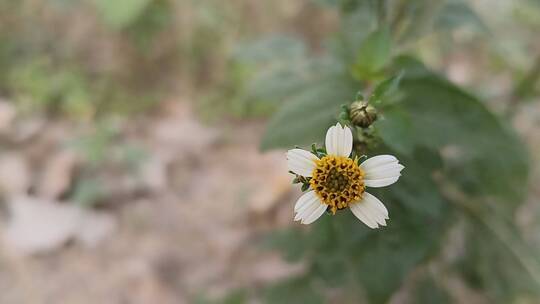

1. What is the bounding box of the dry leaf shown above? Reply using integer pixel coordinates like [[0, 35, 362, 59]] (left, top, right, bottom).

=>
[[0, 99, 16, 133], [0, 153, 31, 196], [37, 150, 78, 199], [2, 196, 116, 255]]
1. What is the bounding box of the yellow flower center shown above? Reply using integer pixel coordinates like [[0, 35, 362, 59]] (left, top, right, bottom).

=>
[[310, 155, 365, 214]]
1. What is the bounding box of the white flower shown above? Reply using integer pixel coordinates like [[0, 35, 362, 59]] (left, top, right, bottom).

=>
[[287, 123, 404, 228]]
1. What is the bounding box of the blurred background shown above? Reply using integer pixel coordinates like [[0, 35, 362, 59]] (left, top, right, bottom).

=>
[[0, 0, 539, 303]]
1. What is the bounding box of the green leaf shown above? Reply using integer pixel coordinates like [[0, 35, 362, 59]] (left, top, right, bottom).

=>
[[94, 0, 152, 29], [233, 35, 306, 65], [351, 26, 392, 79], [435, 1, 489, 33], [368, 71, 404, 105], [262, 276, 324, 304], [379, 58, 529, 206], [375, 107, 414, 156], [411, 275, 451, 304], [260, 73, 358, 150], [263, 229, 307, 262], [460, 218, 540, 302]]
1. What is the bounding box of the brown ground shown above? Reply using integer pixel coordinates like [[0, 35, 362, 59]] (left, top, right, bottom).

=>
[[0, 100, 302, 304]]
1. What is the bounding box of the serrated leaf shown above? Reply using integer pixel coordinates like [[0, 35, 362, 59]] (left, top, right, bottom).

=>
[[379, 58, 529, 206]]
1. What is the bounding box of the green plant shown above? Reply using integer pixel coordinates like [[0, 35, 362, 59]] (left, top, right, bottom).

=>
[[234, 0, 540, 303]]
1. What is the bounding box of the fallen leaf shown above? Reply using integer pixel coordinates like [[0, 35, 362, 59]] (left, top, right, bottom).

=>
[[36, 150, 78, 199], [2, 196, 116, 255], [0, 99, 16, 133], [0, 153, 31, 196]]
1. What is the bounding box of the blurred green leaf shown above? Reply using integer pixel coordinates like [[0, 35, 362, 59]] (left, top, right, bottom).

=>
[[94, 0, 152, 29], [379, 57, 528, 206], [71, 178, 106, 207], [411, 275, 451, 304], [435, 0, 488, 33], [233, 35, 306, 65], [260, 61, 358, 150], [351, 26, 392, 79], [460, 218, 540, 303], [375, 108, 414, 156], [263, 276, 324, 304], [368, 71, 404, 105], [263, 229, 307, 262]]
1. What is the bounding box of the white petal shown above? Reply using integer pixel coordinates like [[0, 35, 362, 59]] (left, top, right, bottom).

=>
[[325, 125, 339, 156], [362, 192, 389, 219], [364, 176, 400, 188], [325, 123, 353, 157], [293, 194, 326, 224], [342, 125, 353, 157], [350, 192, 389, 228], [287, 149, 318, 177], [294, 191, 318, 212], [293, 192, 320, 221], [295, 201, 319, 221], [350, 201, 378, 229], [364, 164, 404, 180], [360, 155, 398, 171], [361, 155, 404, 188], [302, 204, 327, 225]]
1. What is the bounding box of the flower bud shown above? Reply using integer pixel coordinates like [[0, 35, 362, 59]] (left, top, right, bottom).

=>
[[349, 101, 377, 128]]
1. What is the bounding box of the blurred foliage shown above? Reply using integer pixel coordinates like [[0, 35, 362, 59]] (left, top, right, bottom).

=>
[[0, 0, 254, 119], [224, 0, 540, 303], [94, 0, 154, 29], [0, 0, 539, 302], [66, 120, 148, 206], [0, 0, 170, 119]]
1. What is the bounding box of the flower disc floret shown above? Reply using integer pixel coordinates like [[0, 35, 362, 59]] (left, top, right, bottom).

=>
[[309, 155, 365, 214]]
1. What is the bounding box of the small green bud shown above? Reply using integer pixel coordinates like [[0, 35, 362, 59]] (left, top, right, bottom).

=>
[[349, 101, 378, 128]]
